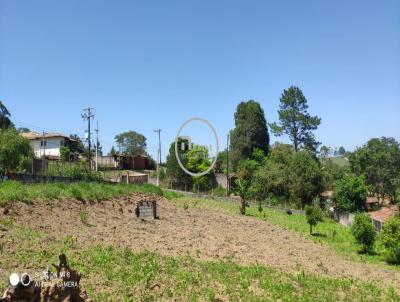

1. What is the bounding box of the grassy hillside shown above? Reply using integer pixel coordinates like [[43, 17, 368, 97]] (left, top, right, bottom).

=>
[[0, 181, 163, 206]]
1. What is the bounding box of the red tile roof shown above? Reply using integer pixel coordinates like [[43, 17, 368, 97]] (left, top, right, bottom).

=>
[[369, 205, 399, 223], [366, 196, 379, 204]]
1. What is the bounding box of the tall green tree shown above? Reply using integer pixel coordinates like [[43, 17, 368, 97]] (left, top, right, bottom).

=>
[[333, 175, 368, 212], [187, 145, 213, 191], [165, 138, 192, 189], [17, 127, 30, 133], [349, 137, 400, 203], [0, 101, 14, 130], [321, 159, 349, 191], [288, 150, 322, 208], [0, 128, 32, 179], [250, 160, 289, 202], [215, 149, 227, 174], [114, 131, 147, 156], [109, 146, 117, 156], [320, 145, 331, 159], [338, 146, 346, 156], [69, 134, 86, 154], [270, 86, 321, 152], [249, 143, 292, 204], [230, 100, 269, 170]]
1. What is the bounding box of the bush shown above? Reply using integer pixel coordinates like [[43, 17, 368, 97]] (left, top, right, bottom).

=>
[[381, 216, 400, 264], [213, 185, 227, 197], [60, 146, 71, 162], [304, 204, 323, 235], [351, 213, 376, 254]]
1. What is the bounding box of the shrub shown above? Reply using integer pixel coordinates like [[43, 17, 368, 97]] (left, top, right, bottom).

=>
[[304, 204, 323, 235], [213, 185, 227, 197], [0, 181, 29, 205], [60, 146, 71, 162], [351, 213, 376, 254], [381, 216, 400, 264]]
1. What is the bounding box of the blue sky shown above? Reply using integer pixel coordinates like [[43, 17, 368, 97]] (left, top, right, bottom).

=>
[[1, 0, 399, 161]]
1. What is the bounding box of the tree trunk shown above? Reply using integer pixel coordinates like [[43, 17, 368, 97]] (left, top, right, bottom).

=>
[[309, 224, 312, 235], [240, 199, 246, 215], [294, 137, 298, 152]]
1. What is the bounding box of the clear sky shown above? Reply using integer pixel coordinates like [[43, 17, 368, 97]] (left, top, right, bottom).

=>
[[1, 0, 399, 161]]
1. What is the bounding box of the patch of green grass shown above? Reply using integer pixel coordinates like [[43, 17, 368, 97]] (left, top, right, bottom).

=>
[[79, 210, 90, 226], [162, 190, 184, 200], [0, 216, 14, 228], [62, 245, 399, 301], [0, 181, 164, 206], [174, 197, 400, 270], [328, 156, 350, 167]]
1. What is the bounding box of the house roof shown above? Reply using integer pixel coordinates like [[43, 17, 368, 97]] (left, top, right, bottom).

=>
[[369, 205, 399, 223], [20, 131, 72, 141], [321, 191, 333, 198], [366, 196, 379, 204]]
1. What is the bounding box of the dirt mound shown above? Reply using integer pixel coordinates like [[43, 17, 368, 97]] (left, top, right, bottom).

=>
[[2, 193, 400, 292]]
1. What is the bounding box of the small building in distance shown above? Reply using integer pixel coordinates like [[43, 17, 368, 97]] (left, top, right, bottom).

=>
[[97, 154, 149, 170], [366, 196, 380, 211], [20, 131, 74, 160], [369, 205, 399, 232]]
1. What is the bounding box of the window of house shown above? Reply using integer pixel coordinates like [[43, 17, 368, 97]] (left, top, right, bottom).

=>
[[60, 140, 64, 146], [40, 141, 47, 147]]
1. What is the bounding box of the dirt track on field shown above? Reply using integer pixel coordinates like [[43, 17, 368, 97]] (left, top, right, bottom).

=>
[[2, 194, 400, 291]]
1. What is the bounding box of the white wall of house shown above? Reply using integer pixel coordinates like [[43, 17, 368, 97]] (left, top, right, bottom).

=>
[[30, 137, 67, 158]]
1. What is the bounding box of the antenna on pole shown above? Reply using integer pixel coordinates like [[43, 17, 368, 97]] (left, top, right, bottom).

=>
[[81, 107, 94, 170]]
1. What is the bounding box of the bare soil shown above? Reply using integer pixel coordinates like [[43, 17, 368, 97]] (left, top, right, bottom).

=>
[[2, 193, 400, 291]]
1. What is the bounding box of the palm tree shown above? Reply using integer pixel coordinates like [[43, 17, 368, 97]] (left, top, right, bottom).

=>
[[0, 100, 13, 129]]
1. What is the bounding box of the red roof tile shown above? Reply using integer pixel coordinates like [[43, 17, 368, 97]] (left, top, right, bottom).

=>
[[369, 205, 399, 223]]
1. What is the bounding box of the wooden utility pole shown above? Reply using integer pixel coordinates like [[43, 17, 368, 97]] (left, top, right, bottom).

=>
[[81, 108, 94, 170], [154, 129, 162, 186], [95, 121, 99, 172], [42, 131, 46, 174], [226, 133, 230, 196]]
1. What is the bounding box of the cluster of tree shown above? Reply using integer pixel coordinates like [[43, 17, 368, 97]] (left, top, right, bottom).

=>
[[349, 137, 400, 203], [329, 137, 400, 212], [108, 131, 156, 169], [114, 131, 147, 156], [228, 87, 324, 214], [236, 144, 323, 213], [0, 101, 33, 179], [320, 145, 346, 158], [165, 86, 327, 213]]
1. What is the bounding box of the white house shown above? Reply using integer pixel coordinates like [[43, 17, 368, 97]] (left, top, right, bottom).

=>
[[20, 131, 74, 159]]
